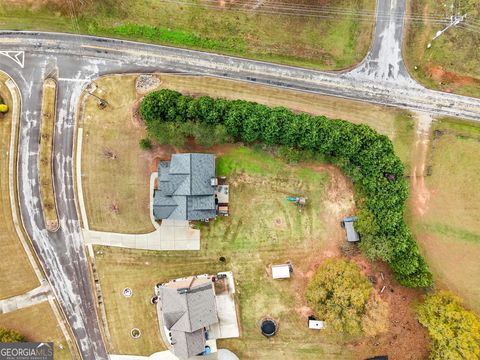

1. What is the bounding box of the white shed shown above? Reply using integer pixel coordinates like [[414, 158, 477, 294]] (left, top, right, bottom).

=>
[[271, 264, 291, 279], [308, 320, 325, 330]]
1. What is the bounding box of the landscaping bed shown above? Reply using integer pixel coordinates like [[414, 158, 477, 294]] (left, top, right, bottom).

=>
[[39, 78, 59, 231]]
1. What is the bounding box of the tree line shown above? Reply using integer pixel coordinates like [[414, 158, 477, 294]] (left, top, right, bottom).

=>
[[140, 89, 432, 287]]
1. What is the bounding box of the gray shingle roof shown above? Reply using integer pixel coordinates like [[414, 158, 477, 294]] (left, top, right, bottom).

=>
[[153, 154, 216, 221], [160, 279, 218, 359], [171, 329, 205, 359]]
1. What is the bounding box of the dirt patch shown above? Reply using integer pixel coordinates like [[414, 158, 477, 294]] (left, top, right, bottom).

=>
[[410, 113, 432, 217], [426, 62, 480, 89], [348, 260, 429, 360]]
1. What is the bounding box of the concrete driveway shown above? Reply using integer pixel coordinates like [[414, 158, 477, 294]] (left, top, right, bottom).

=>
[[82, 220, 200, 251]]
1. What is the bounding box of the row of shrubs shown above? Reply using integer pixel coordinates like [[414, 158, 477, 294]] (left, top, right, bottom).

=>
[[140, 89, 432, 287]]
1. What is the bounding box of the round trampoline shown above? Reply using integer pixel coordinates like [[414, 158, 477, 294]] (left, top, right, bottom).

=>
[[260, 318, 278, 337]]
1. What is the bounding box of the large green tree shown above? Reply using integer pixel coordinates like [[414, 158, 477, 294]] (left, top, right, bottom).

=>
[[0, 327, 25, 342], [417, 291, 480, 360], [305, 259, 372, 334]]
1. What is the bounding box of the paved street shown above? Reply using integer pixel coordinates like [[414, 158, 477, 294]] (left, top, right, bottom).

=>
[[0, 0, 479, 359]]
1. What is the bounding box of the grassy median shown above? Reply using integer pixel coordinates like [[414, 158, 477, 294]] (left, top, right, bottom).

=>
[[39, 78, 59, 231]]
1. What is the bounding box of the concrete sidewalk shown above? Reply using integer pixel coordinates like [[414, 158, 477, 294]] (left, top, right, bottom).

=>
[[0, 283, 53, 314], [83, 220, 200, 251]]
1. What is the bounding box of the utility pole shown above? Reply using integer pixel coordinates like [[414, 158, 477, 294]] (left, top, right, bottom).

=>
[[427, 1, 466, 48]]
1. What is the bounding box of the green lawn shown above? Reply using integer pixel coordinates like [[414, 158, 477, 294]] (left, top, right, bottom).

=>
[[411, 117, 480, 313], [94, 146, 356, 358], [0, 0, 374, 70]]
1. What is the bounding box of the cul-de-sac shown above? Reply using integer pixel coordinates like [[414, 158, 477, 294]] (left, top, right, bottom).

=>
[[0, 1, 479, 359]]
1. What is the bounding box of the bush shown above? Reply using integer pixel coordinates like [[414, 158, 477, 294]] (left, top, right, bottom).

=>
[[139, 138, 152, 150], [0, 327, 25, 342], [139, 89, 432, 287], [306, 259, 372, 334], [416, 291, 480, 360], [0, 103, 8, 113]]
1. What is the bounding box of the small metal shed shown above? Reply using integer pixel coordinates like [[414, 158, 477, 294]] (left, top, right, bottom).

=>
[[342, 216, 360, 242], [308, 320, 325, 330]]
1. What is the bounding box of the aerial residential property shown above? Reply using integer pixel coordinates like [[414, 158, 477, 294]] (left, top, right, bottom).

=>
[[0, 1, 479, 360], [156, 273, 239, 359]]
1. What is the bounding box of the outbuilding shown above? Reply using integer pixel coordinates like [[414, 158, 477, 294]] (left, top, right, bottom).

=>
[[308, 319, 325, 330], [341, 216, 360, 242], [271, 264, 291, 279]]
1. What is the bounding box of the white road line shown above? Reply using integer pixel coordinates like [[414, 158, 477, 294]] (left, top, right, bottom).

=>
[[0, 51, 25, 68], [58, 78, 90, 83]]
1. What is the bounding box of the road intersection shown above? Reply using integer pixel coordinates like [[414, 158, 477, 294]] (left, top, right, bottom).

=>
[[0, 0, 479, 359]]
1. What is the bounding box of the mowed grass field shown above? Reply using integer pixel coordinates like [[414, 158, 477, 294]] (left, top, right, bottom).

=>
[[0, 0, 374, 70], [0, 302, 73, 360], [94, 146, 356, 357], [411, 118, 480, 312], [80, 74, 415, 234], [80, 75, 155, 234], [0, 75, 39, 299], [404, 0, 480, 97]]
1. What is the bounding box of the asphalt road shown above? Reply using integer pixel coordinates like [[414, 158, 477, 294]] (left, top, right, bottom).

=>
[[0, 0, 479, 359]]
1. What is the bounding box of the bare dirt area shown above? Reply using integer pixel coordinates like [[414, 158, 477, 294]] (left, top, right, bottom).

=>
[[410, 113, 432, 217], [348, 260, 429, 360], [426, 62, 480, 93]]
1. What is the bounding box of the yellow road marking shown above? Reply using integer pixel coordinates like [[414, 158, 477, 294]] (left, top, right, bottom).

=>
[[0, 39, 19, 43]]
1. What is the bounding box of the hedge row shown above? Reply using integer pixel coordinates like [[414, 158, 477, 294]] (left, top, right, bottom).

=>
[[140, 89, 432, 287]]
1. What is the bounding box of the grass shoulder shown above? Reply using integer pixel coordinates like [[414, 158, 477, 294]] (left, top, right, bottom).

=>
[[0, 0, 375, 71]]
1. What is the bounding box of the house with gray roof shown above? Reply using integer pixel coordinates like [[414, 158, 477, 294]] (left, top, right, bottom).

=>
[[157, 275, 218, 359], [153, 153, 217, 221]]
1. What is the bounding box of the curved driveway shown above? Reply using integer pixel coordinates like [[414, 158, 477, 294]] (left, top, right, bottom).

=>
[[0, 0, 479, 359]]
